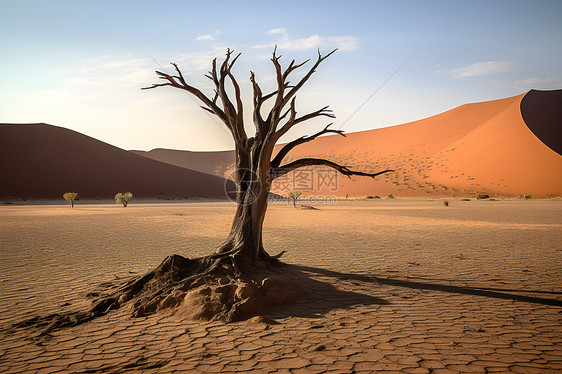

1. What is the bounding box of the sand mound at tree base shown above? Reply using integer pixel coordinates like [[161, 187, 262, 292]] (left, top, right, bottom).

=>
[[177, 269, 304, 322], [13, 253, 305, 336]]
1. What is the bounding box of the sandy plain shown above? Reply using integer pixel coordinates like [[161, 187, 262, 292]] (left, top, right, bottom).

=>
[[0, 199, 561, 373]]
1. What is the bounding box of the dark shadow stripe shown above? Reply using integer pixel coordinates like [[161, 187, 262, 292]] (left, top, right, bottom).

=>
[[297, 265, 562, 307]]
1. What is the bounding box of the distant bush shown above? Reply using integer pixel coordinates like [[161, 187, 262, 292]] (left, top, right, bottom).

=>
[[365, 195, 380, 199], [520, 194, 532, 200], [387, 193, 395, 199], [287, 191, 302, 207], [476, 193, 489, 200], [63, 192, 78, 208], [443, 200, 449, 207], [115, 192, 133, 207]]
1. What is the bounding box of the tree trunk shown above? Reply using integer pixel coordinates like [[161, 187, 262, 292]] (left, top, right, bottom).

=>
[[71, 200, 74, 208], [217, 156, 271, 262]]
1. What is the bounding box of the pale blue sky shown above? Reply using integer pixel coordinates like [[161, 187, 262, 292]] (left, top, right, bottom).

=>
[[1, 0, 561, 150]]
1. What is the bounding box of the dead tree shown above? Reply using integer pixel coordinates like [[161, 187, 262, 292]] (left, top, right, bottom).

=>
[[143, 48, 392, 264], [18, 49, 393, 332]]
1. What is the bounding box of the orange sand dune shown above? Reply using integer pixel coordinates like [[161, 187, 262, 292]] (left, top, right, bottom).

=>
[[130, 148, 234, 176], [0, 123, 232, 200], [279, 89, 562, 198], [137, 90, 561, 198]]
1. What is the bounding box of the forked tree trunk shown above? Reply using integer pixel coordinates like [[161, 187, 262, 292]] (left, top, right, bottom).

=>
[[217, 146, 273, 262]]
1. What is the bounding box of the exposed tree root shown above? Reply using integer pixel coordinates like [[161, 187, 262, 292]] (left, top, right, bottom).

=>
[[13, 252, 303, 336]]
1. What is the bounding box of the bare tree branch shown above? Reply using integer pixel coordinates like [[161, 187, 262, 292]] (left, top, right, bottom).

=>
[[251, 49, 338, 145], [214, 49, 246, 140], [270, 124, 345, 168], [272, 157, 394, 180], [250, 71, 266, 130], [281, 49, 337, 109], [142, 63, 230, 129], [143, 50, 249, 142], [267, 47, 287, 129], [282, 59, 310, 81], [226, 59, 243, 123], [249, 71, 287, 129], [275, 104, 336, 140]]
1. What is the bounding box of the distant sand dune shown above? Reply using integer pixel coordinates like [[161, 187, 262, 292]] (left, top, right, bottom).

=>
[[130, 148, 234, 177], [134, 90, 562, 198], [0, 123, 233, 200], [3, 90, 560, 200]]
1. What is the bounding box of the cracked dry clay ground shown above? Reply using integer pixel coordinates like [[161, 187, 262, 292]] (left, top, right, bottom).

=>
[[0, 199, 561, 373]]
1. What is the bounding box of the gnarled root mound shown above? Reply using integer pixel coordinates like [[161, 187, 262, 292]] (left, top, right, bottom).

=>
[[177, 267, 302, 322], [14, 253, 303, 336]]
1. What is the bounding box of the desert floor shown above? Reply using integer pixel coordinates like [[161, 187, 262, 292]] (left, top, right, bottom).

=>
[[0, 199, 561, 373]]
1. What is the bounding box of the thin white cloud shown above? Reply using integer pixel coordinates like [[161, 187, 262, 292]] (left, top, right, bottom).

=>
[[175, 45, 229, 71], [68, 69, 153, 88], [196, 34, 214, 41], [254, 34, 359, 52], [514, 77, 562, 91], [67, 47, 233, 90], [267, 28, 287, 35], [66, 57, 155, 88], [102, 58, 148, 68], [450, 61, 512, 78]]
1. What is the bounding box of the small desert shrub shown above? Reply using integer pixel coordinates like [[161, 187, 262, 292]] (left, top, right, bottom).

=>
[[443, 200, 449, 207], [476, 193, 489, 200], [520, 193, 532, 200], [387, 193, 395, 199], [287, 191, 302, 207], [115, 192, 133, 207], [63, 192, 78, 208]]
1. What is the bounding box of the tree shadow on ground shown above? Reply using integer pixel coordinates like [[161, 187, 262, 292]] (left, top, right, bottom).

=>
[[259, 263, 391, 320], [291, 264, 562, 308]]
